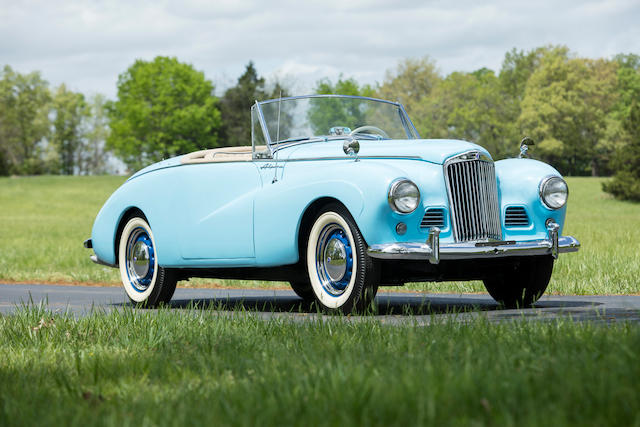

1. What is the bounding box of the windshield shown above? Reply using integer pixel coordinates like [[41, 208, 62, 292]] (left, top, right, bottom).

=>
[[256, 95, 418, 146]]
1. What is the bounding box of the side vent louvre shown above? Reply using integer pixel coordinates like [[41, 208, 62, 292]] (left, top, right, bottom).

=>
[[421, 208, 446, 229], [505, 206, 530, 227]]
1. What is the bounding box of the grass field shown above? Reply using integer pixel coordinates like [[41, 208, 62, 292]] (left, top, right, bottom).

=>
[[0, 175, 639, 294], [1, 307, 639, 426]]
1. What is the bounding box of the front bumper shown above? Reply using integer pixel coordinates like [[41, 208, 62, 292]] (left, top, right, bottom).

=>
[[368, 222, 580, 264]]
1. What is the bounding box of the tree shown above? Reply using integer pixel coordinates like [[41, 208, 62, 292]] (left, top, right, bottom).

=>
[[377, 56, 441, 115], [309, 77, 377, 136], [602, 54, 640, 200], [0, 65, 51, 175], [51, 84, 88, 175], [417, 69, 515, 158], [107, 56, 221, 171], [518, 52, 618, 175], [315, 76, 374, 97], [80, 94, 110, 175], [603, 100, 640, 201], [219, 61, 288, 146]]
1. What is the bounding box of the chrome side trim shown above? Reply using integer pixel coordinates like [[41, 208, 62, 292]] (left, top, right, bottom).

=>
[[254, 156, 423, 163], [90, 255, 117, 268], [367, 235, 580, 262]]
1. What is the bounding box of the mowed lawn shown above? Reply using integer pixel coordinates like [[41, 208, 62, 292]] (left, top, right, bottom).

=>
[[0, 175, 638, 294], [1, 308, 639, 426]]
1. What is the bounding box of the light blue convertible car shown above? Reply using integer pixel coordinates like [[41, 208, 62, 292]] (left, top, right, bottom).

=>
[[85, 95, 580, 311]]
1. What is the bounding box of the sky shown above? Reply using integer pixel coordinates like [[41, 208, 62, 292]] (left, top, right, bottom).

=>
[[1, 0, 639, 99]]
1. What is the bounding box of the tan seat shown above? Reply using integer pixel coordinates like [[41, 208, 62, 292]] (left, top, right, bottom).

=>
[[181, 146, 254, 164]]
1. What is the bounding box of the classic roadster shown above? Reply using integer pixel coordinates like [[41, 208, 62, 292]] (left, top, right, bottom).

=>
[[85, 95, 580, 311]]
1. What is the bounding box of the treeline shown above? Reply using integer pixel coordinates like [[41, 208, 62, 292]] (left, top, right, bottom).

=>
[[1, 46, 639, 200]]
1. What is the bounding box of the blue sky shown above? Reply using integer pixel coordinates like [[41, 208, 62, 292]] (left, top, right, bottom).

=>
[[1, 0, 639, 98]]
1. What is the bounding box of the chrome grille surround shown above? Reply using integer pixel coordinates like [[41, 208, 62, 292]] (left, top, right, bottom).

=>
[[444, 151, 502, 242]]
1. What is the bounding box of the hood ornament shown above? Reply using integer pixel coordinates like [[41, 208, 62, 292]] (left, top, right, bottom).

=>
[[519, 137, 535, 158]]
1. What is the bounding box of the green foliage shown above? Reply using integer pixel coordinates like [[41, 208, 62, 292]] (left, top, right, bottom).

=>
[[377, 56, 441, 114], [80, 94, 111, 175], [107, 56, 222, 171], [51, 84, 89, 175], [416, 69, 516, 158], [315, 75, 375, 97], [518, 51, 618, 175], [603, 100, 640, 201], [220, 61, 287, 146], [309, 77, 377, 135], [0, 65, 51, 175]]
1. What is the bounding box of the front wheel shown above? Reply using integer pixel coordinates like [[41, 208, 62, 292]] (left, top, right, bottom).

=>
[[118, 216, 177, 307], [483, 256, 554, 308], [306, 204, 379, 313]]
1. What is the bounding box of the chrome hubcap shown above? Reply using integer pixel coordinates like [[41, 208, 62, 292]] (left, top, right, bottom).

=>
[[324, 237, 347, 282], [126, 227, 155, 292], [131, 241, 150, 277], [315, 223, 353, 296]]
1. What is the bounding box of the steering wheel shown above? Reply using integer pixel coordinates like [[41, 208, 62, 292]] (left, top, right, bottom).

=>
[[349, 125, 389, 139]]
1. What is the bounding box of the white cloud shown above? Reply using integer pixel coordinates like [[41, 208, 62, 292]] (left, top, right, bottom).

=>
[[1, 0, 638, 99]]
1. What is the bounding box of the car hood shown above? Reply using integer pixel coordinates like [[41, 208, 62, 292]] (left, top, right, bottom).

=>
[[281, 138, 491, 165]]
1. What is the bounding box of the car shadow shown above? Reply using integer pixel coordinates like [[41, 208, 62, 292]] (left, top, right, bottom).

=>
[[155, 293, 600, 316]]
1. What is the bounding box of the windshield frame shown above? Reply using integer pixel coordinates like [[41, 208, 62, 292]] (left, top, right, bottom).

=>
[[252, 94, 420, 159]]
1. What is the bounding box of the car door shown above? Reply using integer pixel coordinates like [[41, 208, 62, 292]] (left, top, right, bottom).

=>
[[177, 162, 262, 261]]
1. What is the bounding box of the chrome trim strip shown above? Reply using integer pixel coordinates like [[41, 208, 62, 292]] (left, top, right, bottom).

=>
[[90, 255, 117, 268], [398, 102, 420, 139], [367, 235, 580, 261], [254, 101, 274, 158], [258, 94, 401, 107], [253, 156, 423, 163]]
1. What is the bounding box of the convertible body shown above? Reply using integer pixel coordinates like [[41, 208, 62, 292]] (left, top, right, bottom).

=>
[[86, 95, 580, 311]]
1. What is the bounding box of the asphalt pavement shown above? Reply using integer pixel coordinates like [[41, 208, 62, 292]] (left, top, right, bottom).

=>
[[1, 284, 639, 325]]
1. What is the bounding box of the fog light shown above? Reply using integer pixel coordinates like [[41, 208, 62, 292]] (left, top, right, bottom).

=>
[[396, 222, 407, 235]]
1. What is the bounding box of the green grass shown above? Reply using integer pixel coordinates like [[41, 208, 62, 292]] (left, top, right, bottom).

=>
[[1, 307, 639, 426], [0, 175, 638, 294]]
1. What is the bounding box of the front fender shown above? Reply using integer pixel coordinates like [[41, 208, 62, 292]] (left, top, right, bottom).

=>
[[496, 158, 567, 239], [253, 159, 415, 266]]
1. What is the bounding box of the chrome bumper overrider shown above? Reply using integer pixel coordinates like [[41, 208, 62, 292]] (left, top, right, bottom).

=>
[[367, 222, 580, 264]]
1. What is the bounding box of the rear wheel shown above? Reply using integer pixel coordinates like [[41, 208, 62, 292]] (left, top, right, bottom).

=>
[[483, 256, 554, 308], [118, 217, 177, 307], [306, 204, 379, 313]]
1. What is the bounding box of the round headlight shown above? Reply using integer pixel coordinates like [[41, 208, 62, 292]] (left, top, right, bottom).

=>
[[388, 179, 420, 214], [539, 176, 568, 209]]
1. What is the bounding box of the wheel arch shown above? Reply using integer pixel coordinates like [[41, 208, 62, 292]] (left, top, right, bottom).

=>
[[113, 207, 147, 266], [296, 197, 360, 264]]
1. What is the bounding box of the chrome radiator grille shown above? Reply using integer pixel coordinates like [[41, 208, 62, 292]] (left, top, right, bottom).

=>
[[445, 155, 502, 242]]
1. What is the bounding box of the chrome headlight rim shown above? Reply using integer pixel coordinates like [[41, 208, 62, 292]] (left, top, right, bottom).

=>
[[539, 175, 568, 210], [388, 178, 420, 214]]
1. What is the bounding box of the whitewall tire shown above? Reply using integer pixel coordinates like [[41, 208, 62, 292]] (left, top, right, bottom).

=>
[[306, 204, 379, 313], [118, 216, 177, 306]]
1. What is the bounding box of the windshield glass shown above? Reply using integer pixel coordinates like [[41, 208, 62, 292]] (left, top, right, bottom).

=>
[[257, 95, 417, 145]]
